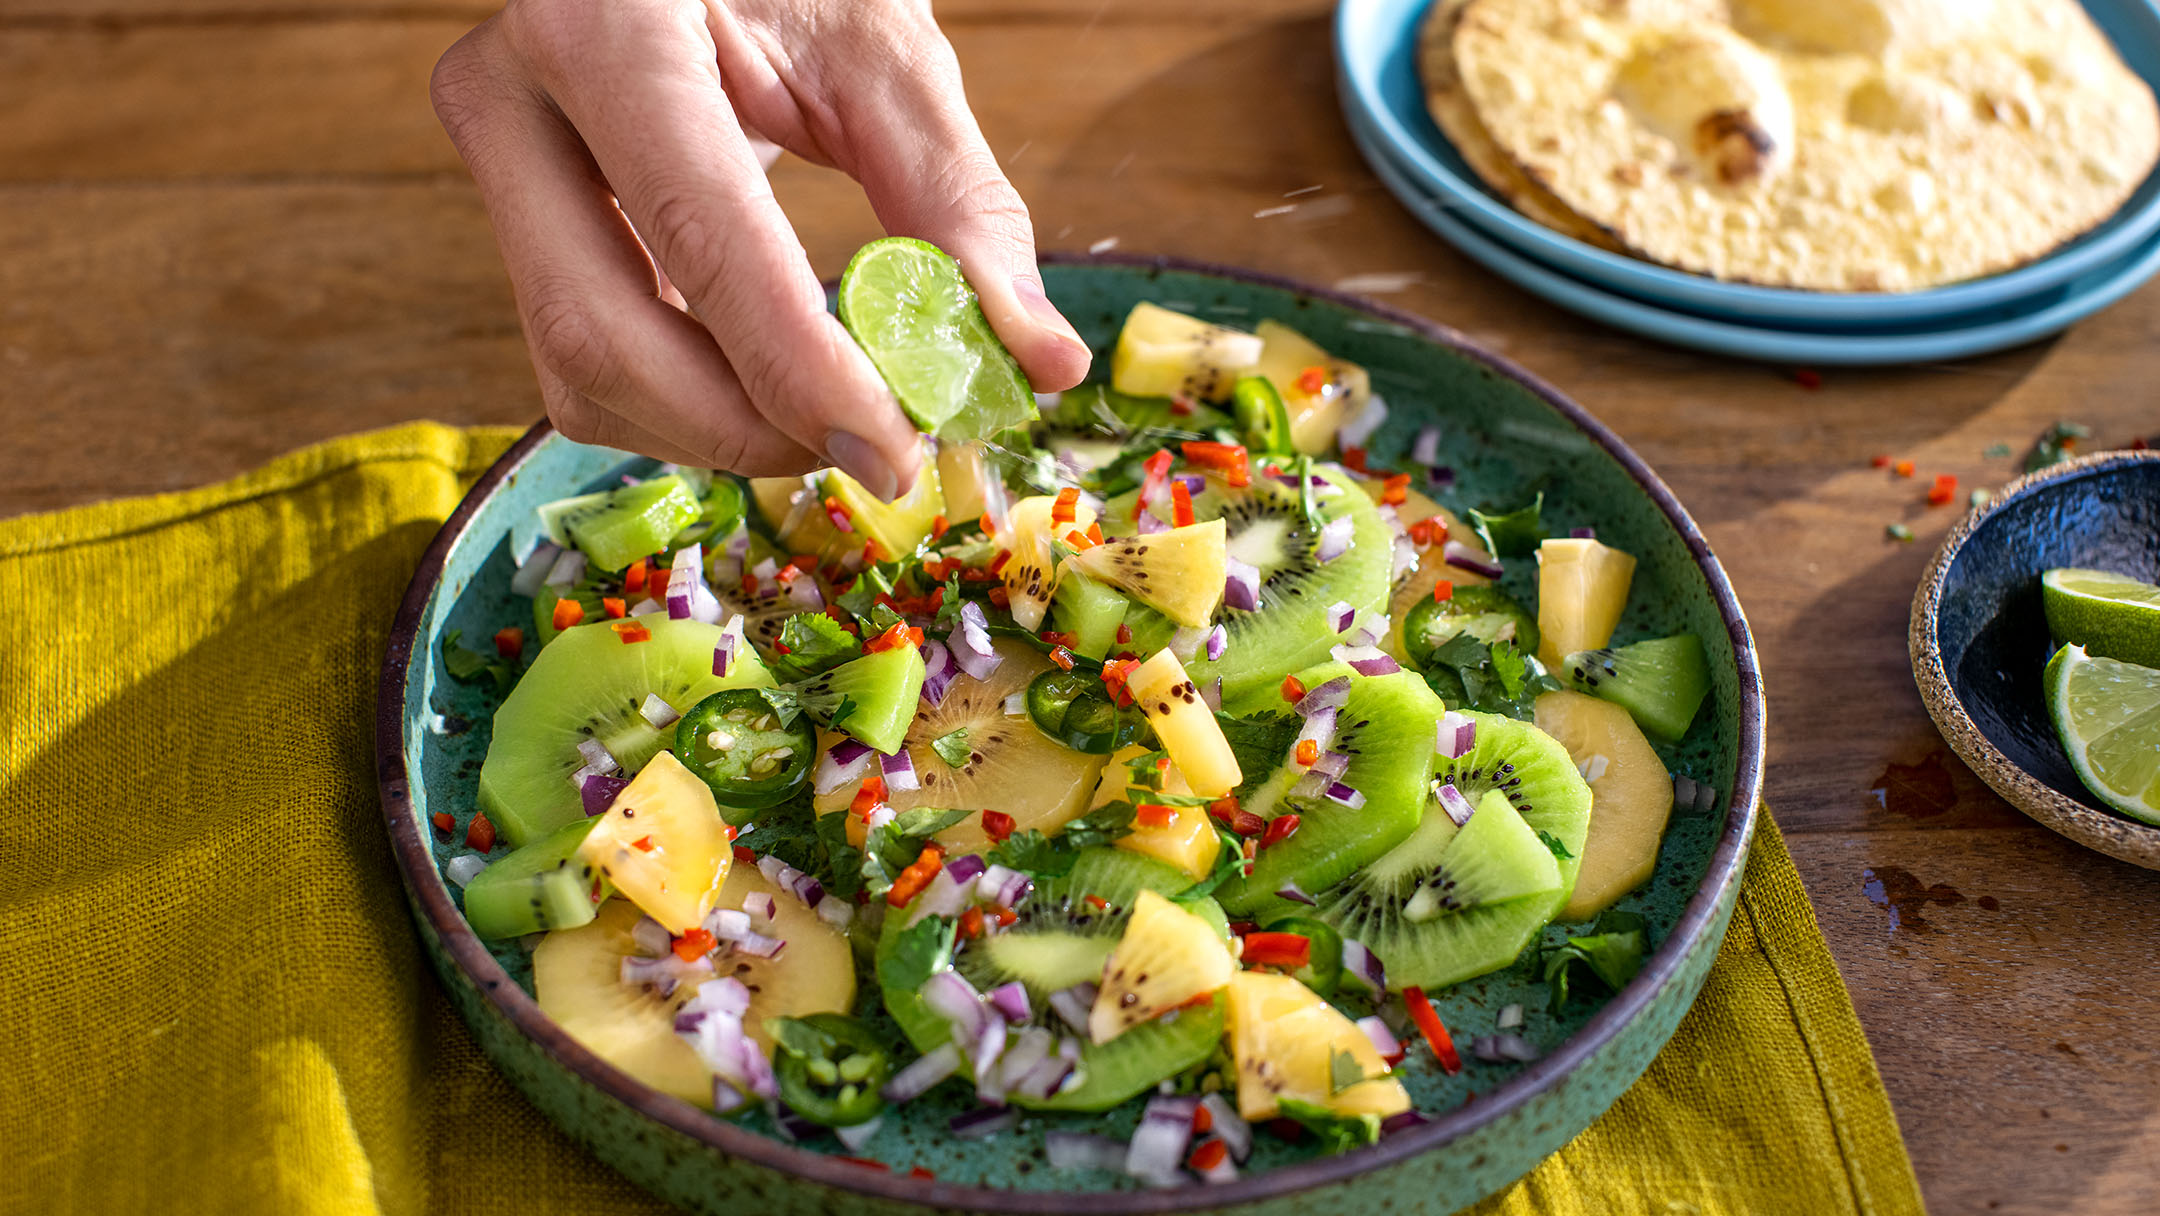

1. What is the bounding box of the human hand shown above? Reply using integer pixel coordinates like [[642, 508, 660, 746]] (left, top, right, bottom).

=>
[[430, 0, 1092, 499]]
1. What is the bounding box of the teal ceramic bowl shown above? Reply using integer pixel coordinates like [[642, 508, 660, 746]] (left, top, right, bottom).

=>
[[377, 256, 1766, 1214]]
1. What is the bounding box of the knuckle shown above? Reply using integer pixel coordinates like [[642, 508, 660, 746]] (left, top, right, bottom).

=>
[[524, 292, 621, 401], [428, 32, 495, 139], [501, 0, 592, 78], [546, 390, 608, 447]]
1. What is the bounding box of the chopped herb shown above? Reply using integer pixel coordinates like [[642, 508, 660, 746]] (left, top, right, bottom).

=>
[[1885, 523, 1913, 543], [877, 913, 955, 993], [1535, 829, 1575, 860], [1061, 799, 1141, 851], [1174, 825, 1249, 901], [1542, 911, 1648, 1013], [860, 806, 972, 895], [755, 686, 805, 728], [1274, 1099, 1382, 1153], [1983, 443, 2012, 459], [987, 828, 1074, 878], [1218, 712, 1305, 797], [829, 693, 859, 728], [1328, 1048, 1368, 1096], [766, 612, 864, 683], [1422, 635, 1559, 720], [2023, 420, 2091, 473], [1468, 493, 1547, 558], [441, 629, 517, 692], [930, 728, 973, 769]]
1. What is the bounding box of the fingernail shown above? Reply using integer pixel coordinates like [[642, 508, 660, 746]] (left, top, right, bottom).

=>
[[1015, 277, 1089, 355], [826, 431, 899, 503]]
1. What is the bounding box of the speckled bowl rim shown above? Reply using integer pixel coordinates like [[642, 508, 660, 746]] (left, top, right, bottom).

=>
[[375, 252, 1767, 1212], [1909, 448, 2160, 870]]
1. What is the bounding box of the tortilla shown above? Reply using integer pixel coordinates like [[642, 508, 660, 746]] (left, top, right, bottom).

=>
[[1447, 0, 2160, 291], [1416, 0, 1623, 250]]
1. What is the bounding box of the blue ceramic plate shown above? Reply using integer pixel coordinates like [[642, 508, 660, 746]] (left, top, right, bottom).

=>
[[1337, 0, 2160, 328], [1911, 450, 2160, 870], [1352, 111, 2160, 365], [378, 256, 1766, 1214]]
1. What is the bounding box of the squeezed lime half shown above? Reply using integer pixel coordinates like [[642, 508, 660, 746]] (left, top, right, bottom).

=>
[[2042, 567, 2160, 669], [837, 238, 1037, 443], [2045, 643, 2160, 825]]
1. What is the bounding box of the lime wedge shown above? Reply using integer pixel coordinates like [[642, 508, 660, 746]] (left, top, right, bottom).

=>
[[836, 238, 1037, 443], [2042, 567, 2160, 668], [2045, 643, 2160, 825]]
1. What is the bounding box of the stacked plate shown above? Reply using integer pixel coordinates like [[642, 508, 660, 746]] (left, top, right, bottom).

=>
[[1335, 0, 2160, 365]]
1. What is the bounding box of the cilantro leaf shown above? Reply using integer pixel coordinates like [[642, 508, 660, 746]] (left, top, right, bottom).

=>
[[1535, 829, 1575, 860], [1175, 825, 1249, 901], [1422, 635, 1559, 721], [814, 807, 865, 901], [930, 728, 973, 769], [441, 629, 516, 693], [765, 1016, 839, 1061], [755, 686, 805, 729], [987, 829, 1077, 878], [1061, 800, 1140, 851], [1542, 911, 1648, 1013], [1468, 493, 1547, 557], [766, 612, 862, 683], [2023, 420, 2092, 472], [1328, 1048, 1369, 1096], [1275, 1099, 1382, 1153], [829, 693, 859, 728], [1217, 712, 1303, 793], [878, 913, 956, 993], [861, 806, 972, 896]]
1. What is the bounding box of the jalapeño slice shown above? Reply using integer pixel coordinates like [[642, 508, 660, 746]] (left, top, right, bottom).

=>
[[673, 688, 815, 815], [1261, 916, 1344, 996], [770, 1013, 892, 1128], [1026, 669, 1149, 755], [1232, 376, 1294, 455], [1401, 584, 1540, 672]]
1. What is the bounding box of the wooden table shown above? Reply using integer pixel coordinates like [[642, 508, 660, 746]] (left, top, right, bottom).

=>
[[4, 0, 2155, 1210]]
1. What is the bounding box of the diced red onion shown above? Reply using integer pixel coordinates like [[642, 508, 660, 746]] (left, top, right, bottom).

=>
[[813, 741, 876, 796], [1311, 750, 1351, 781], [1294, 676, 1352, 716], [1173, 473, 1206, 495], [1470, 1033, 1541, 1063], [1135, 509, 1169, 535], [817, 898, 853, 930], [913, 869, 978, 921], [756, 854, 791, 887], [1316, 516, 1354, 564], [631, 916, 672, 956], [711, 1081, 748, 1115], [1292, 706, 1339, 767], [946, 853, 988, 885], [1290, 769, 1332, 800], [1381, 1110, 1431, 1136], [638, 693, 680, 729], [750, 555, 779, 583], [1011, 1052, 1077, 1101], [544, 548, 587, 587], [1410, 425, 1441, 467], [1048, 983, 1096, 1035], [923, 970, 988, 1041], [1275, 880, 1315, 906], [919, 640, 956, 708], [1342, 937, 1388, 991], [1358, 1015, 1405, 1063], [1003, 692, 1027, 716], [1223, 557, 1261, 612], [1579, 753, 1610, 782], [784, 578, 824, 611], [1333, 644, 1401, 676], [1436, 712, 1477, 759], [622, 951, 713, 999], [580, 773, 628, 817], [1391, 535, 1420, 582], [951, 1105, 1018, 1139], [731, 931, 785, 959], [880, 748, 920, 793], [969, 1018, 1009, 1101], [724, 527, 752, 558], [790, 872, 825, 910], [1337, 393, 1390, 450], [1045, 1131, 1128, 1171], [996, 1026, 1053, 1087], [1497, 1003, 1524, 1030], [511, 541, 562, 597], [575, 738, 617, 773], [950, 602, 1002, 681], [1325, 782, 1366, 809], [742, 892, 777, 924], [1326, 601, 1356, 633], [1169, 626, 1206, 662], [1444, 540, 1504, 579], [882, 1042, 961, 1103], [1569, 526, 1596, 540], [1435, 782, 1477, 826], [446, 854, 489, 886], [833, 1115, 881, 1152], [712, 630, 739, 678], [1194, 1152, 1238, 1185], [1199, 678, 1222, 712], [706, 908, 752, 940], [979, 864, 1033, 909], [1426, 466, 1456, 488], [630, 597, 666, 619], [1204, 624, 1229, 661], [1199, 1093, 1251, 1163], [1125, 1094, 1198, 1185], [864, 805, 896, 831]]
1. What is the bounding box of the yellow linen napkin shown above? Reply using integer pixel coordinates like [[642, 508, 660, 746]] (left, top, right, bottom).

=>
[[0, 423, 1922, 1216]]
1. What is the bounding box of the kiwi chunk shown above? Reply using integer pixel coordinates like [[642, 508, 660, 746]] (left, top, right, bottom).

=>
[[1214, 662, 1437, 915], [477, 617, 775, 848], [878, 848, 1226, 1111], [536, 475, 702, 572], [1050, 572, 1131, 660], [1247, 711, 1591, 990], [792, 645, 927, 754], [1563, 634, 1710, 741], [459, 817, 604, 939]]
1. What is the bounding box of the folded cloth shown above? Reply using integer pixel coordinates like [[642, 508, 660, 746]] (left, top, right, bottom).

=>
[[0, 423, 1923, 1215]]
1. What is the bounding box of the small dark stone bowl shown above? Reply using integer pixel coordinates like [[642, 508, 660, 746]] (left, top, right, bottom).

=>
[[1910, 450, 2160, 869]]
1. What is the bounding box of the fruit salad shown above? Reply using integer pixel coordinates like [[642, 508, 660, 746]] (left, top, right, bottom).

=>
[[436, 252, 1720, 1185]]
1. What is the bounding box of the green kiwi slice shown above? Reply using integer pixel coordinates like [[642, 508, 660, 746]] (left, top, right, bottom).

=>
[[789, 645, 927, 754], [536, 475, 702, 572], [1244, 711, 1592, 990], [878, 848, 1226, 1111], [458, 817, 604, 939], [1563, 634, 1711, 741], [476, 617, 775, 848], [1049, 572, 1131, 660], [1214, 662, 1437, 916]]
